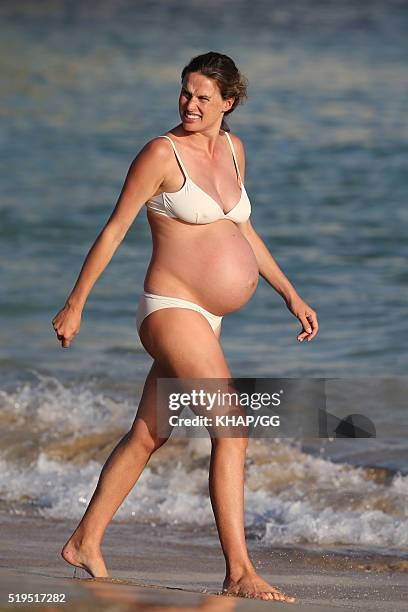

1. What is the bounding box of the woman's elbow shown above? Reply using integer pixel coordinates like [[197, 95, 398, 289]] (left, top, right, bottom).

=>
[[103, 220, 128, 246]]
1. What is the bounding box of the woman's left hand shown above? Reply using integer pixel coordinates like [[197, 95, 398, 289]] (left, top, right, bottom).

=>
[[286, 294, 319, 342]]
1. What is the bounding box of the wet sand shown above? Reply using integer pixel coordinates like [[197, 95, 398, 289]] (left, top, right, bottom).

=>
[[0, 514, 407, 611]]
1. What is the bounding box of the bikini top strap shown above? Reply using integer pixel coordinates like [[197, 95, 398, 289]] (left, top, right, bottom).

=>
[[157, 135, 190, 179], [224, 131, 243, 186]]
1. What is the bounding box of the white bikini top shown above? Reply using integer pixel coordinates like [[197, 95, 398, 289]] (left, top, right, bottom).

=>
[[145, 131, 251, 224]]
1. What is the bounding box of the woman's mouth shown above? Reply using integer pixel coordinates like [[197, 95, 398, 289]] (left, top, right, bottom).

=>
[[184, 111, 201, 122]]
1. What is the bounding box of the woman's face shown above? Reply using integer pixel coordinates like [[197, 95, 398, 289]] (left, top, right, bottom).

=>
[[179, 71, 234, 132]]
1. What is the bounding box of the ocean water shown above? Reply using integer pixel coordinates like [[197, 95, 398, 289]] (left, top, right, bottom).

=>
[[1, 1, 407, 556]]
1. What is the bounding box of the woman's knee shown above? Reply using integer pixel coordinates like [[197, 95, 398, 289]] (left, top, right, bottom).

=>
[[210, 435, 249, 453], [127, 427, 169, 455]]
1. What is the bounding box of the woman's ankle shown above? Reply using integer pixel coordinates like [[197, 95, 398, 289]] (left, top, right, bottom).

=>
[[225, 559, 256, 581], [68, 527, 101, 550]]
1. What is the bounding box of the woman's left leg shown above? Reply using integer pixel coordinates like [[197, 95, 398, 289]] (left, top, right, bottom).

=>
[[204, 329, 295, 603], [140, 311, 295, 603], [209, 436, 294, 603]]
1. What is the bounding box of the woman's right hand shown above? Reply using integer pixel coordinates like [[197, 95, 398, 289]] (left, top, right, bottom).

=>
[[51, 302, 82, 349]]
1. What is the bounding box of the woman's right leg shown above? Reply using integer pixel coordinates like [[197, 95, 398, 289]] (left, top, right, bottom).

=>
[[61, 359, 174, 578]]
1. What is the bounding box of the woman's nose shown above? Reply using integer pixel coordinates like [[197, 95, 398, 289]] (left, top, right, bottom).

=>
[[185, 97, 199, 110]]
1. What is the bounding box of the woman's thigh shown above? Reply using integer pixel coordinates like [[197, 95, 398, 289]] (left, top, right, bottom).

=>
[[139, 308, 229, 378]]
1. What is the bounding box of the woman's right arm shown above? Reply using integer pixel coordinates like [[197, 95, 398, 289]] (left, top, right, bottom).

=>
[[52, 138, 170, 348]]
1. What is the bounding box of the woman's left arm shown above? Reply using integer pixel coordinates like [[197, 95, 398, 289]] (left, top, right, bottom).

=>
[[231, 133, 318, 342], [237, 219, 318, 342]]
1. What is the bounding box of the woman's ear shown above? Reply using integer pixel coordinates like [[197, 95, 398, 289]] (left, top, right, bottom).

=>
[[223, 97, 235, 112]]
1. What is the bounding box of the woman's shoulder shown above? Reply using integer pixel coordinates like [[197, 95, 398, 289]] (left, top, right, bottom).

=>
[[126, 136, 175, 183], [226, 130, 245, 154], [225, 131, 246, 174], [136, 134, 175, 165]]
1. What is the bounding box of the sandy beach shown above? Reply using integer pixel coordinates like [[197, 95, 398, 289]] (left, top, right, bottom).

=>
[[0, 514, 407, 611]]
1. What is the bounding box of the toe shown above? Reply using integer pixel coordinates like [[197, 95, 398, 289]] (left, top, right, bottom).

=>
[[282, 593, 296, 603], [271, 589, 288, 602]]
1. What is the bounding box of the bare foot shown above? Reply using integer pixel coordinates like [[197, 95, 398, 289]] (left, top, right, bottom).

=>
[[61, 534, 109, 578], [222, 571, 296, 603]]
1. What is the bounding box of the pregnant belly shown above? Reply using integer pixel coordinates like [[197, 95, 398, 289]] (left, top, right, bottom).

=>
[[145, 218, 259, 315], [193, 232, 259, 314]]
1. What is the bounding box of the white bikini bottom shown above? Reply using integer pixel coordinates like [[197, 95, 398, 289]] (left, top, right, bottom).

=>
[[136, 292, 223, 335]]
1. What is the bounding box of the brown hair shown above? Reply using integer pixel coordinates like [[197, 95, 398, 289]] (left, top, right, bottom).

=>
[[181, 51, 248, 132]]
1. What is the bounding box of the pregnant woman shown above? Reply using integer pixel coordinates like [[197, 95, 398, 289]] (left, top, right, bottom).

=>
[[52, 52, 318, 603]]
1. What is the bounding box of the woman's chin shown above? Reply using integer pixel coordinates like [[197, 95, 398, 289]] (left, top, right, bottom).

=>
[[181, 120, 199, 129]]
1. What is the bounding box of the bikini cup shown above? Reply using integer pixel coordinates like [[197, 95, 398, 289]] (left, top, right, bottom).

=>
[[145, 132, 251, 224]]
